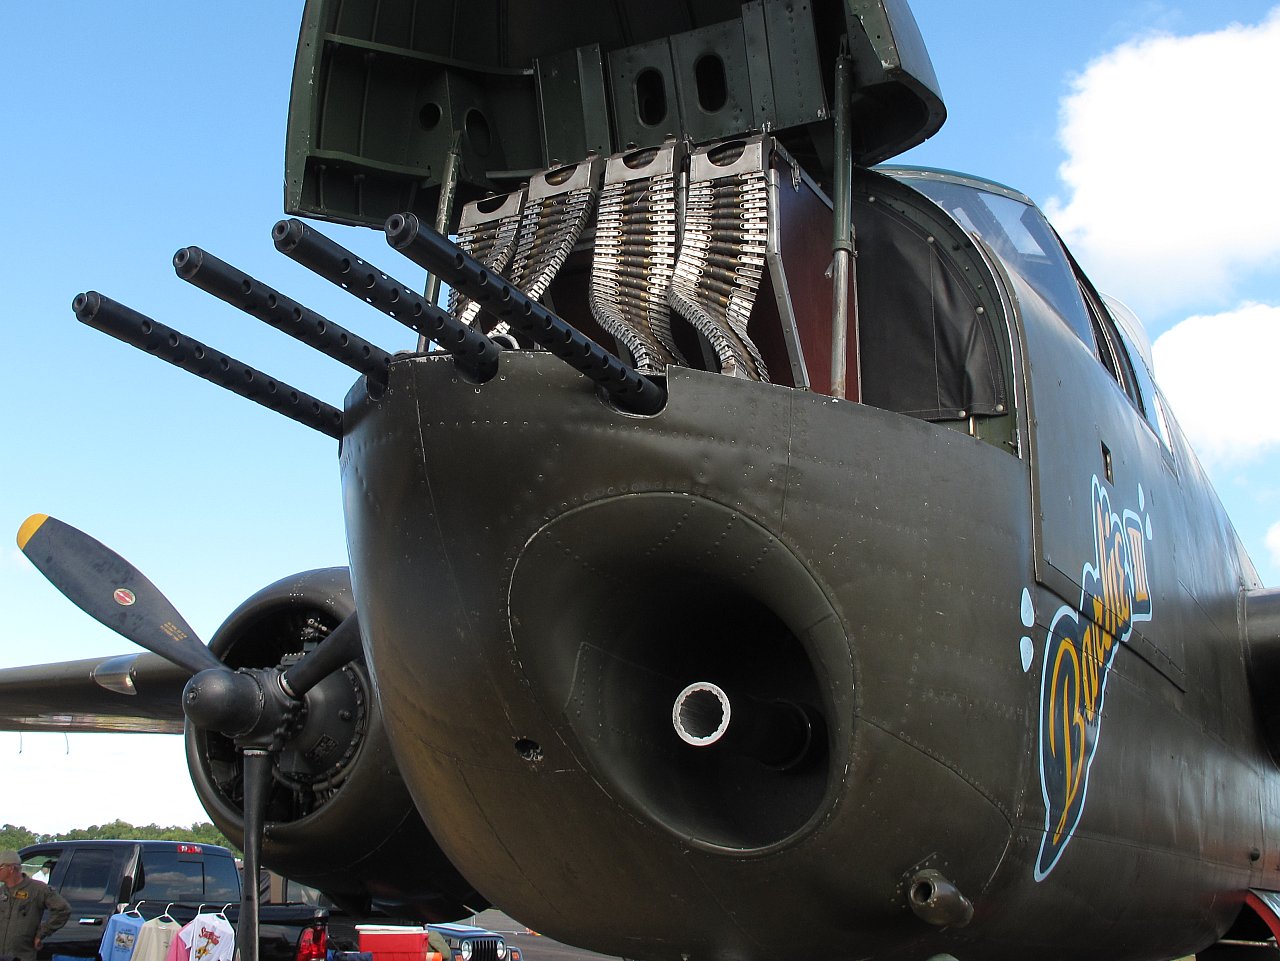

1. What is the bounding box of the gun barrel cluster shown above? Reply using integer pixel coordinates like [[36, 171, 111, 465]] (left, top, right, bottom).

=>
[[72, 291, 344, 439], [385, 212, 667, 415]]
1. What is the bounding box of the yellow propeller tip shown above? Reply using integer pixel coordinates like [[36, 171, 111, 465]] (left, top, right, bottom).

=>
[[16, 513, 50, 551]]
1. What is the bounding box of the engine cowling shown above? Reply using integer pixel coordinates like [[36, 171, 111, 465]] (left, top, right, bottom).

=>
[[185, 567, 485, 921]]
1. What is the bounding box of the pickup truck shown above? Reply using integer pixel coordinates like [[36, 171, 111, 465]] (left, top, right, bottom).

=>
[[19, 840, 328, 961], [18, 841, 514, 961]]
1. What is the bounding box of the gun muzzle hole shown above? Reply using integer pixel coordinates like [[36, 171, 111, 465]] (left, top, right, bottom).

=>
[[674, 683, 731, 745], [514, 738, 542, 762]]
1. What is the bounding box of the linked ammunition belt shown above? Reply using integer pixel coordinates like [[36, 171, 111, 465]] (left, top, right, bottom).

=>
[[668, 143, 770, 382], [449, 157, 602, 344], [449, 189, 524, 329], [449, 139, 773, 383], [481, 156, 602, 344], [588, 143, 688, 374], [508, 169, 600, 301]]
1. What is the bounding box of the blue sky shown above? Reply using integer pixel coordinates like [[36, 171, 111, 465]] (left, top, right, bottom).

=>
[[3, 1, 1279, 831]]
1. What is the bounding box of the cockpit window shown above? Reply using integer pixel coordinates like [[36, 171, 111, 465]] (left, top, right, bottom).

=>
[[1084, 291, 1136, 398], [1101, 294, 1173, 451], [892, 176, 1095, 349], [851, 177, 1009, 422]]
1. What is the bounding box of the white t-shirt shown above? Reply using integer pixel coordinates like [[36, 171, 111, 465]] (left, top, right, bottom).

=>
[[174, 913, 235, 961]]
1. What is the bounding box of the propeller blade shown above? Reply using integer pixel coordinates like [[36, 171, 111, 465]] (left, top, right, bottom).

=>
[[238, 749, 271, 961], [16, 514, 223, 676], [280, 613, 363, 698]]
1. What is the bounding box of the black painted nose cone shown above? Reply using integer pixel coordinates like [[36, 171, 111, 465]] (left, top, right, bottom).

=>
[[183, 667, 261, 737]]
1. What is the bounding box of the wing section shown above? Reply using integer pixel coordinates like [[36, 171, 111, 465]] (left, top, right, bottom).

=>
[[0, 653, 187, 733]]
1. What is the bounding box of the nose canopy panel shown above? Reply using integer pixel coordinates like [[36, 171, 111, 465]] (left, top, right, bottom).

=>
[[286, 0, 945, 228], [508, 492, 848, 850]]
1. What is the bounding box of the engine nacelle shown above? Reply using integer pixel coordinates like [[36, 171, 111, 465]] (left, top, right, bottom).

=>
[[185, 568, 485, 921]]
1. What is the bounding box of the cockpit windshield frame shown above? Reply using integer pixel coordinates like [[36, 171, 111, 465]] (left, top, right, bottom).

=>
[[883, 167, 1095, 349], [884, 165, 1171, 458]]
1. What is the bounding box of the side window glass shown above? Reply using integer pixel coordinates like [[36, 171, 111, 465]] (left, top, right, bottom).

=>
[[1087, 307, 1122, 383], [1153, 391, 1175, 453], [19, 850, 60, 884], [1101, 294, 1173, 452], [282, 878, 329, 907], [60, 849, 120, 902], [1079, 283, 1141, 407]]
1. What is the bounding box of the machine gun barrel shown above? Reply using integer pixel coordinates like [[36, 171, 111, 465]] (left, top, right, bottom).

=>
[[173, 246, 391, 386], [384, 212, 667, 416], [271, 218, 500, 384], [72, 291, 343, 439]]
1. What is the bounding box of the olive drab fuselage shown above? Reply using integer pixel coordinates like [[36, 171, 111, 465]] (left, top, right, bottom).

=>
[[339, 165, 1279, 961]]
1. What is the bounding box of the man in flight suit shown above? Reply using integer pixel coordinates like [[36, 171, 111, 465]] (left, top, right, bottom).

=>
[[0, 850, 70, 961]]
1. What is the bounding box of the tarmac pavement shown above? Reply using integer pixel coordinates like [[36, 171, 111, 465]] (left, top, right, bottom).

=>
[[467, 912, 1202, 961], [470, 910, 622, 961]]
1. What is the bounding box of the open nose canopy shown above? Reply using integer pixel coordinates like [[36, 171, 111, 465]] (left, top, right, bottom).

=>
[[284, 0, 946, 229]]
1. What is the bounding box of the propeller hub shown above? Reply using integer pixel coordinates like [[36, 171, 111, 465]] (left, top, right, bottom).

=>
[[184, 668, 262, 737], [183, 667, 300, 748]]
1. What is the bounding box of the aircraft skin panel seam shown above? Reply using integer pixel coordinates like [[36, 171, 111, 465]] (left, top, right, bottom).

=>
[[406, 365, 478, 641], [453, 762, 552, 905], [679, 855, 769, 959], [778, 390, 796, 536], [856, 713, 1015, 823], [1062, 826, 1258, 874]]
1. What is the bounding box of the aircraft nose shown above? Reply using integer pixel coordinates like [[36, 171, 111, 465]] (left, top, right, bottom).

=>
[[508, 492, 851, 851]]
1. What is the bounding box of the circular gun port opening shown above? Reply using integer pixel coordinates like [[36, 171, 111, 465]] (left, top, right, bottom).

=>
[[510, 492, 847, 851], [910, 879, 935, 905], [674, 683, 730, 745], [597, 372, 669, 419]]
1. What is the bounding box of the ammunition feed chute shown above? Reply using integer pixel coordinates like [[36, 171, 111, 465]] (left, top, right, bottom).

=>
[[443, 135, 793, 386], [668, 140, 772, 382], [449, 189, 525, 330], [589, 142, 688, 374]]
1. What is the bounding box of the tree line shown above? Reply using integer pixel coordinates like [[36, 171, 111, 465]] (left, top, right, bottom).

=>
[[0, 820, 236, 853]]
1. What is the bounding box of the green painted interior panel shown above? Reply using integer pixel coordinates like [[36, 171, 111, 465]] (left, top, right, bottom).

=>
[[284, 0, 945, 229]]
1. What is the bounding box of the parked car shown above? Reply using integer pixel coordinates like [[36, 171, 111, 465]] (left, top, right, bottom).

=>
[[424, 923, 513, 961]]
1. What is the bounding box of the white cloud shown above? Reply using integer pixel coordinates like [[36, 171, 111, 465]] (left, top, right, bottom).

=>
[[1046, 9, 1280, 315], [1152, 302, 1280, 462], [1268, 521, 1280, 571]]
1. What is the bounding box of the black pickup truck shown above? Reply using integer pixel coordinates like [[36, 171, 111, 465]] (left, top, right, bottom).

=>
[[19, 840, 328, 961]]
